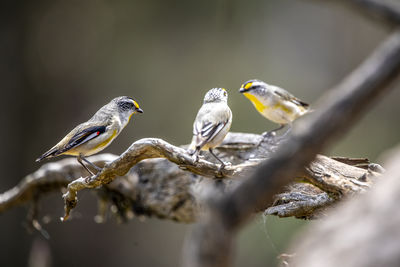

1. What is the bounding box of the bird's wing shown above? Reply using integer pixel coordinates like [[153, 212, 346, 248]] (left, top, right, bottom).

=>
[[192, 105, 231, 149], [57, 125, 107, 154], [36, 124, 108, 161], [194, 121, 226, 149], [273, 87, 309, 108]]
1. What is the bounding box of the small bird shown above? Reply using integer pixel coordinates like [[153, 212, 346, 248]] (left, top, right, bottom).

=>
[[189, 88, 232, 170], [36, 96, 143, 175], [239, 79, 310, 135]]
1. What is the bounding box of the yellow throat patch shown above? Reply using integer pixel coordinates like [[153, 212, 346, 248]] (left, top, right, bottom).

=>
[[243, 93, 267, 113]]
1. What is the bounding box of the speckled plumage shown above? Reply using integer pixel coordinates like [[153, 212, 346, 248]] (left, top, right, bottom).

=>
[[189, 88, 232, 169]]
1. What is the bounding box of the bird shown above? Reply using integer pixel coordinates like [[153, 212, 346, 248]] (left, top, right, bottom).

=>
[[188, 88, 232, 170], [36, 96, 143, 175], [239, 79, 310, 136]]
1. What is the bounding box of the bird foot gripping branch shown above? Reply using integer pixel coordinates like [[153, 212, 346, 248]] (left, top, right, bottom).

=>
[[188, 88, 233, 169], [36, 96, 143, 181], [34, 96, 143, 221]]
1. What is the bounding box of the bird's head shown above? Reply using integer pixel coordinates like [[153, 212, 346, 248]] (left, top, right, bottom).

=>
[[239, 79, 268, 96], [111, 96, 143, 123], [203, 88, 228, 104]]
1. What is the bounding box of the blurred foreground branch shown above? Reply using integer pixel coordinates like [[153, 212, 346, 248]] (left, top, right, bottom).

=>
[[182, 27, 400, 267]]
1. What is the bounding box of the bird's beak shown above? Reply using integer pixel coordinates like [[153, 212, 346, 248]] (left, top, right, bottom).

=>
[[136, 108, 144, 113], [239, 87, 246, 93]]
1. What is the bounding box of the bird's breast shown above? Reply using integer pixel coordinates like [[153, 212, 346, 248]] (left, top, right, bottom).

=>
[[92, 129, 118, 150], [243, 93, 267, 113]]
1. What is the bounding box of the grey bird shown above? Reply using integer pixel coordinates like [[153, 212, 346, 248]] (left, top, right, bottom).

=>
[[36, 96, 143, 175], [239, 79, 310, 136], [189, 88, 232, 170]]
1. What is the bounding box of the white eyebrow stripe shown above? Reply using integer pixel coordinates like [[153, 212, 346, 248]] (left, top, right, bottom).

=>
[[250, 81, 264, 87]]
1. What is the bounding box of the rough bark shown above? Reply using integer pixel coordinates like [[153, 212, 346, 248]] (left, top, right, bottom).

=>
[[0, 133, 381, 224], [59, 132, 282, 220], [291, 147, 400, 267]]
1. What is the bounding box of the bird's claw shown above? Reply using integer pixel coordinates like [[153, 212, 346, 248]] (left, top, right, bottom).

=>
[[192, 154, 204, 163], [222, 161, 232, 167], [85, 176, 93, 184], [216, 170, 224, 178], [216, 162, 231, 177]]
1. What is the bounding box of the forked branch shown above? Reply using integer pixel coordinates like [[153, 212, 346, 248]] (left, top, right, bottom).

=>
[[0, 132, 382, 224], [60, 133, 278, 220]]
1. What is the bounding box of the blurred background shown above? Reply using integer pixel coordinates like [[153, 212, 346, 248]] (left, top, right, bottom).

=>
[[0, 0, 399, 266]]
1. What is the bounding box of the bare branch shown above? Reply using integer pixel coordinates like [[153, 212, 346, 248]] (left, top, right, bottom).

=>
[[304, 154, 381, 195], [182, 28, 400, 267], [291, 148, 400, 267], [0, 133, 380, 224], [265, 155, 382, 219], [0, 154, 116, 213], [265, 190, 334, 219], [60, 132, 283, 220]]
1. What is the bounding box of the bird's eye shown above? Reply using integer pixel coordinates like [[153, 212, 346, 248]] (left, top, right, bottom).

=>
[[223, 91, 227, 96], [120, 101, 133, 110]]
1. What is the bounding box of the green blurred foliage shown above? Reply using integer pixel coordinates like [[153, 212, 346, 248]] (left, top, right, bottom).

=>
[[0, 0, 398, 266]]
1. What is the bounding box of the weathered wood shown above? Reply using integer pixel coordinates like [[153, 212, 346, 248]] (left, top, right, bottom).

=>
[[291, 148, 400, 267], [0, 133, 381, 225], [59, 132, 283, 220]]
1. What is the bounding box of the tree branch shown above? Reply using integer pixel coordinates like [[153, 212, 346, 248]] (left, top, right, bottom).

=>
[[0, 134, 381, 223], [265, 155, 383, 219], [60, 132, 283, 220], [0, 155, 116, 213]]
